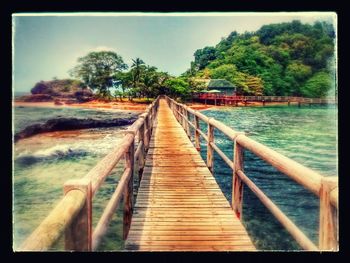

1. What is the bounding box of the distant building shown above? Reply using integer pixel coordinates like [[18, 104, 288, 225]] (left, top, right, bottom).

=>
[[194, 78, 237, 95], [207, 79, 237, 95]]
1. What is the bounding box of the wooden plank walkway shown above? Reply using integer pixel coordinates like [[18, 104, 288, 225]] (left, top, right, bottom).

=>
[[125, 99, 256, 251]]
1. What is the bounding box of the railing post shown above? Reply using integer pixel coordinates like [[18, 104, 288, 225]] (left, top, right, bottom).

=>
[[64, 178, 92, 251], [138, 123, 145, 184], [207, 120, 214, 173], [174, 104, 178, 120], [148, 109, 153, 135], [194, 115, 201, 151], [181, 106, 185, 128], [143, 114, 150, 151], [232, 139, 244, 219], [319, 177, 338, 250], [174, 104, 177, 120], [123, 137, 135, 240], [184, 106, 190, 138]]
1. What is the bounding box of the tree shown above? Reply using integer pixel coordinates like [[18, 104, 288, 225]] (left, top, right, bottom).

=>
[[301, 72, 334, 98], [285, 61, 312, 95], [194, 46, 217, 70], [186, 20, 335, 97], [245, 75, 264, 95], [69, 51, 127, 98], [131, 58, 145, 89], [210, 64, 238, 81], [164, 78, 190, 99], [140, 66, 159, 98], [115, 71, 133, 97]]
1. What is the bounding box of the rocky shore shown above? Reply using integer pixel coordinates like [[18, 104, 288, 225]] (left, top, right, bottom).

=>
[[14, 116, 138, 142], [16, 79, 94, 104]]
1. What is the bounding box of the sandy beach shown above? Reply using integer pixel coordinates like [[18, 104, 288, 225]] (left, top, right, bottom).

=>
[[14, 100, 148, 112], [13, 99, 217, 112]]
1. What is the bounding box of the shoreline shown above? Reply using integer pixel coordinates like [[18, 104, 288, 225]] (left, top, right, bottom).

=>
[[13, 99, 295, 112], [13, 100, 147, 112], [13, 100, 216, 112]]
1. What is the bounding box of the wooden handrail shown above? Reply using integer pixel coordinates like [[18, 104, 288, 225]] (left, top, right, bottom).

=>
[[165, 96, 338, 251], [237, 169, 318, 251], [20, 189, 86, 251], [92, 167, 132, 250], [20, 96, 161, 251], [235, 134, 323, 198]]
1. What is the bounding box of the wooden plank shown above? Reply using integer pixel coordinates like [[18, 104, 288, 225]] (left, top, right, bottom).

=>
[[127, 230, 249, 236], [127, 240, 254, 246], [128, 225, 246, 231], [126, 236, 251, 241], [125, 99, 255, 251], [129, 246, 256, 252], [139, 178, 217, 182], [133, 210, 233, 214], [134, 205, 231, 208], [130, 217, 238, 222], [128, 222, 244, 227]]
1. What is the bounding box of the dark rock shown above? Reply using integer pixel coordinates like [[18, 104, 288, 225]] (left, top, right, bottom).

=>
[[17, 79, 95, 103], [74, 89, 94, 102], [54, 99, 64, 105], [14, 116, 138, 142], [22, 94, 53, 102], [64, 99, 78, 105], [31, 82, 55, 95]]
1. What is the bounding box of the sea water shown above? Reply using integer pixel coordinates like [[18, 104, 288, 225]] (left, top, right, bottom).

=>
[[197, 104, 337, 250], [12, 104, 337, 251], [13, 106, 135, 250]]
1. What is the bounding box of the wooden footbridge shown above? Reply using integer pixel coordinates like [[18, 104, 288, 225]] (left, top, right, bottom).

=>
[[20, 96, 338, 252], [194, 94, 337, 107]]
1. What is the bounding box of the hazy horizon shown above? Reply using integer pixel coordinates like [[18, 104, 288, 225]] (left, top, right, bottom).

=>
[[12, 12, 336, 92]]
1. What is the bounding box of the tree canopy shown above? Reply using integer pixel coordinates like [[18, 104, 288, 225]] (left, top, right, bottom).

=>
[[68, 20, 336, 101], [69, 51, 128, 97], [184, 20, 336, 98]]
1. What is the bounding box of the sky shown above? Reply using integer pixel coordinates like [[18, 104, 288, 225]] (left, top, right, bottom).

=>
[[12, 12, 336, 92]]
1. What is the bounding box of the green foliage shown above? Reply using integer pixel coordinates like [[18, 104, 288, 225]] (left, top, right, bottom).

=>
[[164, 78, 190, 99], [70, 51, 128, 97], [115, 60, 171, 100], [188, 20, 336, 97], [210, 64, 238, 81], [194, 46, 217, 70], [301, 71, 334, 98], [70, 53, 171, 100]]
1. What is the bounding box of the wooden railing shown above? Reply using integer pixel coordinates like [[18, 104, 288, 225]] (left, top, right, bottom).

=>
[[165, 96, 338, 251], [20, 97, 161, 251], [194, 94, 337, 104]]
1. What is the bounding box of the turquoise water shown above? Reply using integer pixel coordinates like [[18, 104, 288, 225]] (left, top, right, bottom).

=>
[[13, 106, 134, 251], [196, 104, 337, 250], [13, 104, 338, 251]]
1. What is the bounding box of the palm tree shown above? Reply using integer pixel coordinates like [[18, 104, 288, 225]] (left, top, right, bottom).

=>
[[131, 58, 145, 89], [141, 66, 158, 99]]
